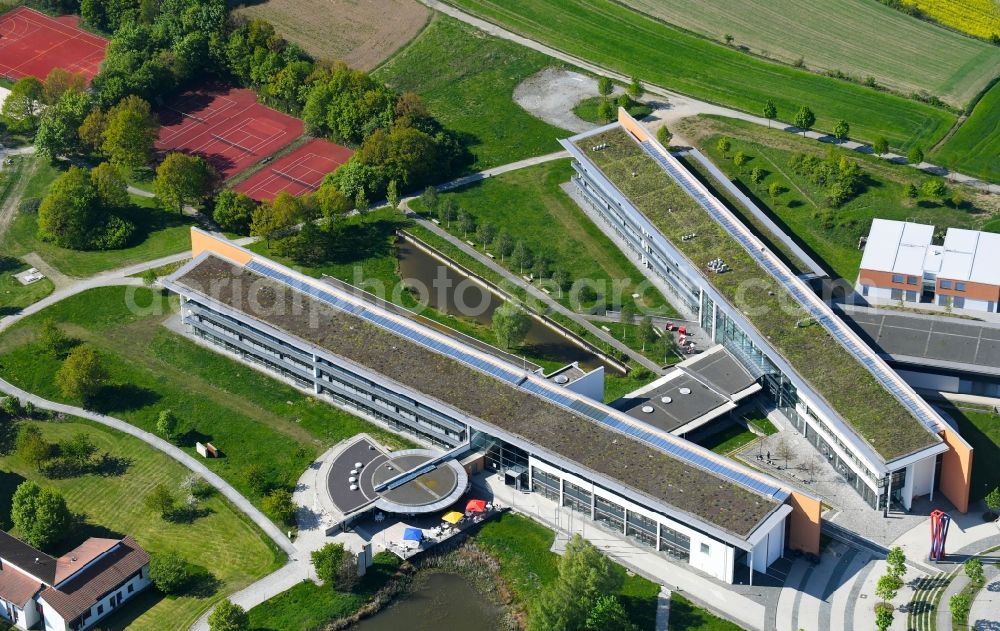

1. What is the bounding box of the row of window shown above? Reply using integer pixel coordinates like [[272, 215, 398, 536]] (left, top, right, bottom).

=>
[[939, 280, 967, 291]]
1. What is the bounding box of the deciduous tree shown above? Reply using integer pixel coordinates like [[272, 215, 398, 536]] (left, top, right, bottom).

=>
[[656, 125, 672, 146], [41, 68, 86, 106], [907, 146, 924, 165], [154, 153, 217, 212], [37, 166, 100, 249], [872, 136, 889, 156], [38, 319, 72, 358], [794, 106, 815, 136], [102, 95, 159, 172], [56, 345, 108, 403], [597, 76, 613, 97], [1, 76, 44, 133], [35, 89, 91, 159], [16, 426, 53, 470], [145, 484, 177, 519], [156, 409, 179, 441], [762, 99, 777, 128], [717, 137, 731, 156], [627, 76, 644, 100], [11, 481, 73, 550], [212, 190, 257, 236], [149, 551, 191, 594], [90, 162, 129, 209], [492, 302, 531, 350], [531, 535, 623, 631], [262, 489, 296, 526], [833, 119, 850, 142], [208, 600, 249, 631]]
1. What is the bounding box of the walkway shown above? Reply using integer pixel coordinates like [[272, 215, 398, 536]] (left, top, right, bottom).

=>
[[421, 0, 999, 194]]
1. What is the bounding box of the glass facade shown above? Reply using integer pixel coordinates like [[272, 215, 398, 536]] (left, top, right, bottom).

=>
[[659, 524, 691, 561], [531, 468, 560, 502], [563, 480, 592, 515], [626, 511, 658, 548], [594, 495, 625, 533]]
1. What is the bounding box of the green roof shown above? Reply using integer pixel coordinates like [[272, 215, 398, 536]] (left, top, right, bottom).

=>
[[576, 127, 938, 462]]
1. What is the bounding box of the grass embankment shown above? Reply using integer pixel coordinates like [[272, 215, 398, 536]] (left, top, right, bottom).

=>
[[617, 0, 1000, 106], [940, 404, 1000, 502], [670, 593, 743, 630], [0, 286, 414, 509], [677, 116, 995, 281], [475, 512, 659, 629], [0, 157, 195, 278], [933, 80, 1000, 183], [409, 159, 675, 316], [0, 420, 283, 631], [445, 0, 956, 151], [374, 15, 571, 171], [247, 552, 402, 630], [695, 423, 758, 455]]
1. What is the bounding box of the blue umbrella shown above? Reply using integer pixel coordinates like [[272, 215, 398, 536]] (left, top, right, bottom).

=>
[[403, 527, 423, 542]]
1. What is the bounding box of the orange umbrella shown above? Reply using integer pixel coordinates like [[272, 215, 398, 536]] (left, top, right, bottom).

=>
[[466, 499, 486, 513]]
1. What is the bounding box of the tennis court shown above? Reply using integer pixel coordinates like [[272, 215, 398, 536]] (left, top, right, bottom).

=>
[[0, 7, 107, 82], [233, 138, 353, 201], [156, 84, 303, 180]]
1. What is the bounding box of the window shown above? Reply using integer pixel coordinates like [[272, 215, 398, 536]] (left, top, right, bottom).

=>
[[940, 280, 952, 289], [907, 276, 918, 285], [700, 543, 710, 554], [890, 288, 903, 300], [955, 282, 966, 292], [97, 605, 103, 615], [891, 274, 904, 283], [954, 297, 965, 308], [127, 584, 134, 594]]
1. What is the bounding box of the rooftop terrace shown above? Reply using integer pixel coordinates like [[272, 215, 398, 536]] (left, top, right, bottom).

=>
[[175, 254, 781, 538], [573, 125, 939, 462]]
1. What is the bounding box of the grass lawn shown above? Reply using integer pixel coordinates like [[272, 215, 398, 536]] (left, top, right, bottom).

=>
[[940, 404, 1000, 502], [0, 286, 414, 508], [0, 420, 284, 631], [0, 158, 196, 278], [695, 422, 758, 455], [932, 79, 1000, 183], [669, 593, 743, 630], [374, 15, 571, 171], [574, 96, 653, 124], [409, 159, 675, 316], [246, 552, 401, 630], [0, 257, 54, 316], [617, 0, 1000, 106], [677, 115, 995, 281], [445, 0, 957, 151], [474, 512, 659, 628]]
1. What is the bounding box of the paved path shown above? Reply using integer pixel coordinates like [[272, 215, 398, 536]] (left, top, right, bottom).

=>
[[969, 563, 1000, 630], [422, 0, 999, 194], [435, 149, 570, 192]]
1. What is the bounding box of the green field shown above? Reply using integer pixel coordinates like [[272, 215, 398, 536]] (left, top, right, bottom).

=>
[[374, 15, 570, 170], [410, 159, 675, 315], [695, 423, 758, 455], [0, 258, 54, 316], [618, 0, 1000, 106], [678, 116, 995, 281], [940, 404, 1000, 502], [932, 80, 1000, 182], [0, 286, 413, 507], [445, 0, 957, 151], [0, 158, 194, 278], [0, 420, 283, 631], [670, 593, 743, 630]]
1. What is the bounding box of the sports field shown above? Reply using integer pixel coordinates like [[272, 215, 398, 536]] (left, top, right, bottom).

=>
[[446, 0, 956, 151], [156, 85, 303, 180], [932, 79, 1000, 182], [233, 138, 352, 201], [233, 0, 429, 70], [620, 0, 1000, 106], [0, 6, 107, 82]]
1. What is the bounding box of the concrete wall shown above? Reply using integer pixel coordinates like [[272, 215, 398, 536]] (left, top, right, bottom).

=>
[[906, 455, 937, 506]]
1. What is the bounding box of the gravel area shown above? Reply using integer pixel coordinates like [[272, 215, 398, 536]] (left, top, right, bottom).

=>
[[513, 68, 621, 133]]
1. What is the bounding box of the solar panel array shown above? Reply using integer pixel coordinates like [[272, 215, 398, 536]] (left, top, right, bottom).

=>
[[243, 258, 788, 500], [637, 141, 942, 434]]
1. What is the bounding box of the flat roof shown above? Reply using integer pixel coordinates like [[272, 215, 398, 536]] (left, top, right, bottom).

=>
[[944, 229, 1000, 286], [171, 253, 785, 538], [860, 219, 934, 276], [862, 220, 1000, 286], [568, 121, 942, 463]]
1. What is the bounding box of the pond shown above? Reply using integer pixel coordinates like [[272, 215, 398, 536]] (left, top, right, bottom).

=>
[[395, 239, 606, 370], [350, 572, 501, 631]]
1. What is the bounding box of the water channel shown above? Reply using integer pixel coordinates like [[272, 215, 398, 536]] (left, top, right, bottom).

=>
[[350, 572, 501, 630], [395, 239, 607, 371]]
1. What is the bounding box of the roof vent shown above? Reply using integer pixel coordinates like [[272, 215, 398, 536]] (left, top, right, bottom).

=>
[[554, 375, 569, 385], [679, 387, 691, 395], [660, 396, 672, 404], [641, 405, 654, 413], [34, 557, 39, 564]]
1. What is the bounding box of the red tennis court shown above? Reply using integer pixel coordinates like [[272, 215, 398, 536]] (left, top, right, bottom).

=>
[[232, 138, 353, 201], [156, 85, 304, 180], [0, 7, 107, 82]]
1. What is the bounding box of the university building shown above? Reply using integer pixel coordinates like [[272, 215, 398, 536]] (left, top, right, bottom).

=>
[[561, 110, 973, 515], [164, 229, 822, 584]]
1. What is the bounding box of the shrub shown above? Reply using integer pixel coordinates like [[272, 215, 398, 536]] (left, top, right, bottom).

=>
[[208, 599, 248, 631], [949, 592, 971, 623], [18, 198, 40, 214], [149, 551, 192, 594], [145, 484, 178, 519], [964, 557, 984, 584], [311, 542, 357, 591], [261, 489, 296, 526], [16, 425, 53, 470], [91, 215, 136, 250]]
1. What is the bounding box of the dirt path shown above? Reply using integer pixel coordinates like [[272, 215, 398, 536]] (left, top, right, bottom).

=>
[[0, 152, 35, 239]]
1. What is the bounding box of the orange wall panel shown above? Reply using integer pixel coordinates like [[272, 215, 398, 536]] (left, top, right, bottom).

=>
[[938, 428, 972, 513], [190, 228, 252, 266], [786, 491, 821, 554], [619, 108, 651, 143], [935, 278, 1000, 302]]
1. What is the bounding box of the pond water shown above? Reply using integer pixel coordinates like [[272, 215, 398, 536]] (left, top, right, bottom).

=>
[[350, 572, 501, 631], [395, 240, 605, 370]]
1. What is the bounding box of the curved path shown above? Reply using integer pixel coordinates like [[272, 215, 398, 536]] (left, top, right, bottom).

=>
[[422, 0, 999, 194]]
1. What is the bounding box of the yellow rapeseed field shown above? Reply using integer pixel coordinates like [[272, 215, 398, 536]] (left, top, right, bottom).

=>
[[906, 0, 1000, 40]]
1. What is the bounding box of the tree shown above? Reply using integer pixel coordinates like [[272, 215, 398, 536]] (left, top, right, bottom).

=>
[[90, 162, 129, 209], [886, 546, 906, 580], [35, 89, 91, 159], [78, 109, 107, 153], [762, 99, 777, 128], [775, 439, 793, 467], [149, 551, 191, 594], [768, 181, 785, 199], [437, 198, 456, 227], [17, 425, 52, 470], [905, 183, 919, 199], [907, 145, 924, 164], [212, 190, 257, 235], [949, 592, 971, 624], [141, 269, 157, 287], [552, 269, 570, 297], [921, 179, 948, 199], [312, 542, 346, 585], [208, 600, 249, 631], [833, 119, 850, 142], [512, 241, 532, 274], [56, 345, 108, 403], [37, 166, 101, 249], [102, 95, 159, 173], [2, 76, 44, 132], [261, 489, 296, 526], [619, 302, 637, 334], [531, 534, 623, 631], [793, 106, 815, 136], [724, 33, 734, 45], [596, 99, 615, 123], [145, 484, 177, 519], [627, 76, 644, 100], [476, 222, 496, 249], [733, 151, 748, 170], [616, 93, 631, 109], [458, 210, 475, 237], [638, 316, 656, 350], [875, 604, 893, 631], [985, 486, 1000, 516], [61, 432, 97, 468], [316, 185, 351, 226], [656, 125, 672, 146], [495, 230, 514, 261], [38, 319, 72, 358], [156, 409, 179, 441], [10, 481, 73, 550], [154, 153, 217, 212], [386, 179, 400, 211], [421, 186, 438, 212], [354, 189, 368, 212], [873, 136, 889, 156], [41, 69, 86, 106], [750, 167, 765, 185], [964, 557, 984, 584], [717, 137, 731, 156], [586, 595, 636, 631], [597, 76, 613, 97], [492, 302, 531, 350], [875, 573, 902, 605]]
